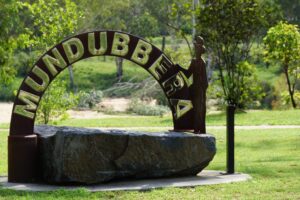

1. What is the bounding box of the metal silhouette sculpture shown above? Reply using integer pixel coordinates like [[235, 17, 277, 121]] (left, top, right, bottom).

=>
[[190, 36, 208, 133], [8, 30, 208, 182]]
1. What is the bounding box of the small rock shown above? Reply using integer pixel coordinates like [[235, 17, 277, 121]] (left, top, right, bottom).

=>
[[35, 125, 216, 184]]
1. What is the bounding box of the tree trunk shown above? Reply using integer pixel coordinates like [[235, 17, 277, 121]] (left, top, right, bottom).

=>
[[161, 36, 166, 52], [115, 57, 123, 82], [283, 66, 297, 108], [226, 104, 235, 174], [206, 53, 214, 83], [68, 65, 77, 93]]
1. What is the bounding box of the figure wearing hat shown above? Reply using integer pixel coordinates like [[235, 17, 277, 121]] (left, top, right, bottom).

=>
[[190, 36, 208, 134]]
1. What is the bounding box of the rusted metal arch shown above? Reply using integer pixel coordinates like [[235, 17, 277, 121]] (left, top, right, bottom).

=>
[[8, 30, 203, 182]]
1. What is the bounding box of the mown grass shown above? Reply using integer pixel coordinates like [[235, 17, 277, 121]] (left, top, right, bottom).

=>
[[54, 109, 300, 127], [1, 109, 300, 130], [0, 128, 299, 199], [59, 57, 149, 92], [58, 56, 281, 95], [0, 124, 8, 129]]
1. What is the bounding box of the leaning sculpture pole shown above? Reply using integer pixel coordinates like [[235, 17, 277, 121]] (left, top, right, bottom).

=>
[[8, 30, 212, 183]]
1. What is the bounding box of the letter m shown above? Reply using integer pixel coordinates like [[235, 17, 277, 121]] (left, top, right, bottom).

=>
[[13, 90, 40, 119]]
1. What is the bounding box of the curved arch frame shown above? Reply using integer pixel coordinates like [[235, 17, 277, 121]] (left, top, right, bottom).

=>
[[8, 30, 199, 182], [10, 31, 195, 135]]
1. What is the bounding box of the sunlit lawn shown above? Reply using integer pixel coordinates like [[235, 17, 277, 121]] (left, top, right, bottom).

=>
[[56, 109, 300, 127], [0, 127, 299, 199], [1, 109, 300, 129]]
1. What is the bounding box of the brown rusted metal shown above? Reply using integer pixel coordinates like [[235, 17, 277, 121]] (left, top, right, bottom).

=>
[[8, 31, 208, 182], [8, 134, 38, 182], [190, 36, 208, 134], [9, 31, 197, 136]]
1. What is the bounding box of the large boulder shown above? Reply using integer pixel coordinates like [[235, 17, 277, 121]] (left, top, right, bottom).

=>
[[35, 125, 216, 184]]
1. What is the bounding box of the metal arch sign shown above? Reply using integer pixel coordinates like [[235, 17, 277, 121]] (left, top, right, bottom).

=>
[[10, 30, 198, 135], [8, 30, 208, 182]]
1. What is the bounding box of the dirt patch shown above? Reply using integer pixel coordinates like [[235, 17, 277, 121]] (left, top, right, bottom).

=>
[[0, 102, 13, 123], [98, 98, 130, 112], [0, 98, 131, 123]]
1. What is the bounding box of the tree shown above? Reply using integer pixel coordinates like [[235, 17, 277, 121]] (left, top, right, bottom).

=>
[[277, 0, 300, 26], [196, 0, 275, 173], [143, 0, 174, 51], [263, 22, 300, 108], [197, 0, 276, 108], [77, 0, 164, 82], [0, 0, 27, 85], [37, 80, 78, 124], [23, 0, 82, 92]]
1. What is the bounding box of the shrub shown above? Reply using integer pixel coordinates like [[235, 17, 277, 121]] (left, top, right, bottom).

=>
[[259, 81, 276, 109], [13, 51, 37, 77], [0, 84, 16, 101], [77, 89, 103, 109], [37, 80, 79, 124], [0, 78, 23, 101], [127, 99, 170, 116], [96, 105, 117, 115]]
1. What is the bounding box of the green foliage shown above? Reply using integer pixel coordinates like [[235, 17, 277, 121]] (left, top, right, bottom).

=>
[[263, 21, 300, 108], [264, 22, 300, 64], [127, 99, 169, 116], [128, 12, 159, 38], [78, 0, 161, 38], [197, 0, 274, 107], [259, 81, 276, 109], [164, 47, 191, 70], [0, 0, 24, 85], [235, 61, 264, 109], [277, 0, 300, 25], [169, 0, 193, 34], [13, 51, 37, 77], [24, 0, 82, 51], [37, 80, 79, 124], [208, 62, 264, 109], [142, 0, 174, 36], [0, 78, 22, 101], [77, 90, 103, 109], [281, 90, 300, 107]]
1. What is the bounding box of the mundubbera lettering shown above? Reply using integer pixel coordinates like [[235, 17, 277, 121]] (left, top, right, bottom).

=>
[[42, 48, 67, 76], [13, 31, 192, 121], [63, 38, 84, 64], [25, 66, 50, 92], [162, 73, 185, 97], [13, 90, 40, 119], [179, 71, 193, 87], [131, 39, 152, 65], [170, 99, 193, 119], [88, 32, 107, 55], [148, 54, 172, 80], [111, 33, 130, 56]]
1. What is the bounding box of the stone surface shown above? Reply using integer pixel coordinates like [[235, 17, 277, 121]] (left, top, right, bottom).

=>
[[0, 171, 252, 192], [35, 125, 216, 184]]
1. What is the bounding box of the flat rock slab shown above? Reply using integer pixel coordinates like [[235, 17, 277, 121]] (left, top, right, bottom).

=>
[[0, 171, 251, 192], [35, 125, 216, 184]]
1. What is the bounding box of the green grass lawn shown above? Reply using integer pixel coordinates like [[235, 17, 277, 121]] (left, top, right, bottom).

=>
[[0, 128, 299, 199], [1, 109, 300, 129], [54, 109, 300, 128], [59, 57, 149, 92]]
